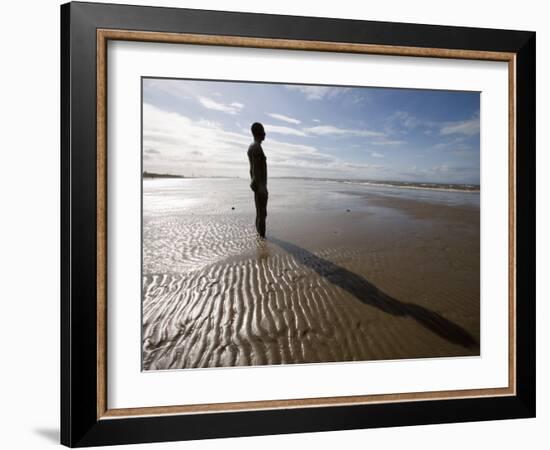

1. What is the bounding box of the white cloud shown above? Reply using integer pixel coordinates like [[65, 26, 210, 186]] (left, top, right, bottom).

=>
[[312, 119, 321, 123], [431, 164, 451, 173], [263, 124, 308, 137], [371, 152, 384, 158], [426, 164, 477, 176], [267, 113, 301, 125], [391, 111, 426, 129], [286, 85, 349, 100], [385, 111, 437, 136], [198, 97, 244, 114], [432, 136, 472, 152], [343, 162, 384, 170], [371, 139, 405, 146], [143, 103, 249, 173], [305, 125, 384, 138], [143, 103, 386, 179], [440, 117, 480, 136], [388, 110, 480, 140], [398, 163, 478, 183]]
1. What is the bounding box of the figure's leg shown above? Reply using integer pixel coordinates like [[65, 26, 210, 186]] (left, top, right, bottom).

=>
[[258, 191, 268, 237], [254, 192, 261, 234]]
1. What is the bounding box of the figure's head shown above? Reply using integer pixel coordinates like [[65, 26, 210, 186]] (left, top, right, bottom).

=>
[[251, 122, 266, 142]]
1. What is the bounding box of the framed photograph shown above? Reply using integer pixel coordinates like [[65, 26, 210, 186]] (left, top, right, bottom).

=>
[[61, 1, 536, 447]]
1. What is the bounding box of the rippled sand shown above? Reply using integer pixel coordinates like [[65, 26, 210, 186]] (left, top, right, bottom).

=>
[[142, 178, 480, 370]]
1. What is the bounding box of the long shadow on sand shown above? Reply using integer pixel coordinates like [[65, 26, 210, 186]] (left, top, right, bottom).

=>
[[269, 236, 477, 350]]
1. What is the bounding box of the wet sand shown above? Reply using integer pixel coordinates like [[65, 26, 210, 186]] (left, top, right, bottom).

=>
[[142, 178, 480, 370]]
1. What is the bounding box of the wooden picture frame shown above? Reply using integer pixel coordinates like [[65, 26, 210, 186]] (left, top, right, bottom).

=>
[[61, 1, 535, 447]]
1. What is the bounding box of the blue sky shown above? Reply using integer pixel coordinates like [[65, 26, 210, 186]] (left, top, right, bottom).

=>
[[143, 78, 480, 183]]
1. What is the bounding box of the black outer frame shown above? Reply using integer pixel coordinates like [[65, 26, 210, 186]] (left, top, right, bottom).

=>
[[60, 1, 536, 447]]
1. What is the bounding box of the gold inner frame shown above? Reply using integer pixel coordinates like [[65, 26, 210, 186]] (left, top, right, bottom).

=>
[[96, 29, 517, 420]]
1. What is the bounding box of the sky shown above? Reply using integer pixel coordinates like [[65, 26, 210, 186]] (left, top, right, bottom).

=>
[[142, 78, 480, 184]]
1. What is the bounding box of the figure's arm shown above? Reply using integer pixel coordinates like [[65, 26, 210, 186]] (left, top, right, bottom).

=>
[[248, 151, 258, 191], [263, 155, 267, 186]]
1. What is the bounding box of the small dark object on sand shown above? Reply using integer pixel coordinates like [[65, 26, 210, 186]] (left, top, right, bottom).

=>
[[346, 209, 351, 212], [231, 206, 235, 210]]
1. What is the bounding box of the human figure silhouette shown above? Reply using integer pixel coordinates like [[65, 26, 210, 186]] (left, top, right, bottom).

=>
[[247, 122, 268, 238]]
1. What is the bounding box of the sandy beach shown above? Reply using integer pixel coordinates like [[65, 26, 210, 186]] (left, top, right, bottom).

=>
[[142, 178, 480, 370]]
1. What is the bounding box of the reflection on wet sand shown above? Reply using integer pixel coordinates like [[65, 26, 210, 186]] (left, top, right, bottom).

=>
[[142, 178, 480, 370]]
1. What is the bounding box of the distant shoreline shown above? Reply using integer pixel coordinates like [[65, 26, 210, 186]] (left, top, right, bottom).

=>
[[275, 176, 480, 192], [143, 174, 479, 193], [336, 180, 480, 193], [142, 172, 240, 179], [143, 172, 185, 179]]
